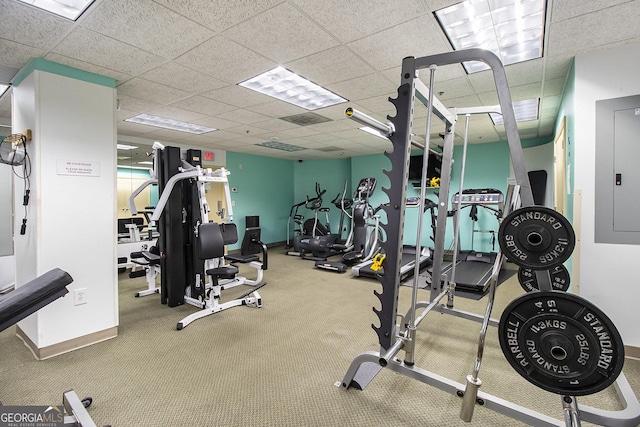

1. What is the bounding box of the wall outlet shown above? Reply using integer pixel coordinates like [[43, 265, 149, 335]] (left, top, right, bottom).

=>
[[74, 288, 87, 306]]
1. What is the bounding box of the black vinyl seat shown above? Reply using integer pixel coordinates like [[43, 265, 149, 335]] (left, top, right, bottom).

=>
[[198, 222, 239, 279]]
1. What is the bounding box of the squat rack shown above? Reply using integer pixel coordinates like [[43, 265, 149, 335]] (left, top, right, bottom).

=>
[[339, 48, 640, 426]]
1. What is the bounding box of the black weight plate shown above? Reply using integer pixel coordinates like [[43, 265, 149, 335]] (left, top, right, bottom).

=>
[[499, 206, 575, 270], [498, 291, 624, 396], [518, 265, 570, 292]]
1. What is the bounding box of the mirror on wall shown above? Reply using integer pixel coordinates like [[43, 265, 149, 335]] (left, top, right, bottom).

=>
[[116, 142, 158, 242], [0, 127, 13, 257]]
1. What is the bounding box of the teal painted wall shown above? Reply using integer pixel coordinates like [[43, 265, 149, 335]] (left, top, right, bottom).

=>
[[221, 136, 539, 255], [226, 152, 294, 250]]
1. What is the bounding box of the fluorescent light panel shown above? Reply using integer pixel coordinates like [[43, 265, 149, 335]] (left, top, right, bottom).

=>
[[489, 98, 539, 125], [255, 141, 307, 152], [239, 67, 347, 111], [19, 0, 96, 20], [126, 114, 216, 135], [117, 144, 138, 150], [435, 0, 546, 73]]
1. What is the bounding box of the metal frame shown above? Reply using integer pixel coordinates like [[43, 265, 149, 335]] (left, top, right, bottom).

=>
[[340, 48, 640, 427]]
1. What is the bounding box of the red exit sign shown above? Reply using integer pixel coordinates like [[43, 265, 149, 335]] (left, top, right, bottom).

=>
[[203, 151, 214, 161]]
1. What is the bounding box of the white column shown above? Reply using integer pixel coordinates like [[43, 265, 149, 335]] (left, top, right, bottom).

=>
[[11, 59, 118, 359]]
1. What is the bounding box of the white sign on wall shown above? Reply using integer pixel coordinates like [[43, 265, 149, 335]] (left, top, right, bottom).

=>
[[56, 160, 100, 177]]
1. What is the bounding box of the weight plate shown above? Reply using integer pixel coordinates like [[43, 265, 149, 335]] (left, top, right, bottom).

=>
[[498, 291, 624, 396], [518, 265, 570, 292], [499, 206, 575, 270]]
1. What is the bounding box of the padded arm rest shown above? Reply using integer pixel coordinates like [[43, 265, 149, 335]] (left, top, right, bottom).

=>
[[0, 268, 73, 333], [141, 251, 161, 264]]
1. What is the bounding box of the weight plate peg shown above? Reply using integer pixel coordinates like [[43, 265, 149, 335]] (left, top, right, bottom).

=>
[[499, 206, 575, 270], [498, 291, 624, 396], [518, 265, 570, 293]]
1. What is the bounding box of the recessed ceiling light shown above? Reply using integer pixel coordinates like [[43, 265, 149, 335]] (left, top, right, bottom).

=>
[[117, 144, 138, 150], [18, 0, 97, 21], [238, 67, 347, 111], [435, 0, 546, 73], [125, 114, 216, 135], [138, 161, 154, 165], [489, 98, 539, 125], [255, 141, 307, 152]]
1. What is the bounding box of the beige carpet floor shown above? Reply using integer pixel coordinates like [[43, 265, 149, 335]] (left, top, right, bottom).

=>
[[0, 248, 638, 426]]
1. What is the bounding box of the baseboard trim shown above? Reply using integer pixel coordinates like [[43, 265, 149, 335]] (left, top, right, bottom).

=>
[[16, 326, 118, 360], [625, 345, 640, 360]]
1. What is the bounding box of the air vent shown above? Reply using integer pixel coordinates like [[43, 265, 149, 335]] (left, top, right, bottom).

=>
[[279, 112, 332, 126]]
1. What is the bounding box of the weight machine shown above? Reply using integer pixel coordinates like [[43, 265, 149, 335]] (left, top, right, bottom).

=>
[[130, 143, 267, 330], [338, 49, 640, 426]]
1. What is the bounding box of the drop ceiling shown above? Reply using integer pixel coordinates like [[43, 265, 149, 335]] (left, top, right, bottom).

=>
[[1, 0, 640, 161]]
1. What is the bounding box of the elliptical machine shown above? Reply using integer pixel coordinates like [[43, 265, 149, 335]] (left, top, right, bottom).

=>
[[303, 180, 355, 262], [314, 177, 379, 272], [286, 183, 329, 257]]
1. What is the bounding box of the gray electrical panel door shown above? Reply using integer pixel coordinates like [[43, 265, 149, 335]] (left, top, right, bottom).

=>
[[595, 94, 640, 244]]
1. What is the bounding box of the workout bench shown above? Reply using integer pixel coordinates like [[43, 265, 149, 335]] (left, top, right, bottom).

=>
[[0, 269, 103, 427]]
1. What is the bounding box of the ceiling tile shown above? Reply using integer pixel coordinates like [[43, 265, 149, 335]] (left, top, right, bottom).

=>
[[216, 109, 271, 125], [146, 105, 207, 122], [327, 73, 397, 103], [116, 95, 162, 114], [551, 0, 631, 22], [547, 2, 640, 58], [543, 55, 574, 79], [44, 52, 130, 83], [543, 77, 567, 96], [138, 62, 227, 93], [285, 46, 375, 85], [0, 39, 45, 69], [347, 16, 450, 71], [117, 78, 191, 104], [225, 124, 271, 137], [169, 95, 237, 116], [201, 85, 272, 109], [53, 27, 166, 75], [246, 100, 307, 119], [81, 0, 214, 59], [153, 0, 283, 32], [0, 1, 73, 50], [222, 3, 339, 63], [176, 35, 276, 83], [291, 0, 429, 43]]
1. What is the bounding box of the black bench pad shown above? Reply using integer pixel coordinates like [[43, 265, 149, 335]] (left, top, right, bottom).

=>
[[0, 268, 73, 333]]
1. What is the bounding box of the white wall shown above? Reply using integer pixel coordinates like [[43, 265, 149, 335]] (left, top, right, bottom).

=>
[[509, 142, 554, 208], [0, 256, 14, 292], [573, 42, 640, 347], [13, 67, 117, 350]]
